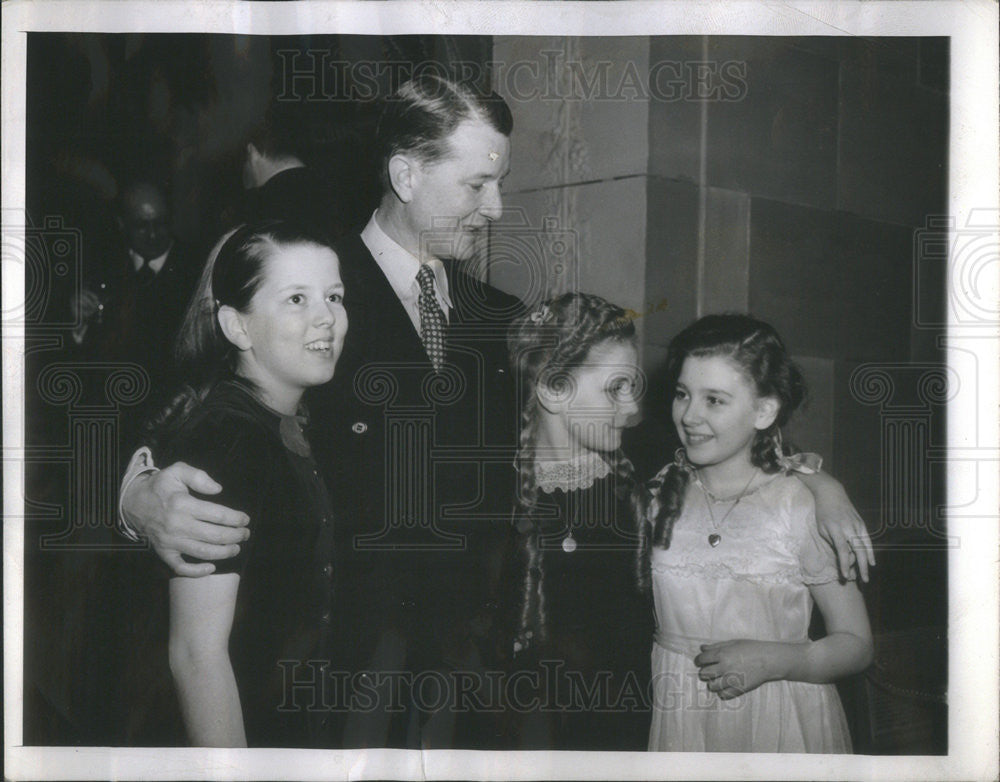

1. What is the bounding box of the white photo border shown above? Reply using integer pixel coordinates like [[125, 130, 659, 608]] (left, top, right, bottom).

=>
[[3, 1, 997, 780]]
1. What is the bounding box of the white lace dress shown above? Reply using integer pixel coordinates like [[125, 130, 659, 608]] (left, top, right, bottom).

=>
[[648, 473, 853, 753]]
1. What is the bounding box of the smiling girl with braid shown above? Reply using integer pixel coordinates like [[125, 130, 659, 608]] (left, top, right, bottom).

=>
[[640, 314, 873, 752], [503, 292, 652, 750]]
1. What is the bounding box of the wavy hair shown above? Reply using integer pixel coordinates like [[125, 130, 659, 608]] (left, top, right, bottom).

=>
[[507, 292, 644, 649], [638, 313, 807, 589]]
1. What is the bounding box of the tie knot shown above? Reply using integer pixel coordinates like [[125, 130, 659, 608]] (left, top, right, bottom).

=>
[[136, 260, 156, 285], [416, 264, 437, 295]]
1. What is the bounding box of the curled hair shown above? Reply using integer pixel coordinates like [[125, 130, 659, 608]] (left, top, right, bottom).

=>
[[635, 455, 692, 592], [639, 313, 808, 586], [144, 220, 336, 451], [507, 292, 643, 648], [375, 74, 513, 195], [665, 313, 806, 471]]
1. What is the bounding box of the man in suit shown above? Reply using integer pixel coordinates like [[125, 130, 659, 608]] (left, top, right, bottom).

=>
[[71, 179, 200, 445], [119, 75, 520, 748], [225, 104, 350, 240], [72, 181, 189, 353], [62, 179, 200, 745], [310, 76, 522, 748], [117, 75, 873, 749]]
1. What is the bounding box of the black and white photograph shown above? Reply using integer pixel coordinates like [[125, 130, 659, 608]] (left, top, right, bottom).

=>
[[3, 1, 997, 780]]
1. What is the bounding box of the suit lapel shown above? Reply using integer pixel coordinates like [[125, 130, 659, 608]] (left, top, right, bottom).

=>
[[338, 234, 429, 367]]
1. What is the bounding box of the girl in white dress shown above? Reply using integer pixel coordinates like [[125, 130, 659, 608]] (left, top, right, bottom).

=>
[[640, 314, 873, 753]]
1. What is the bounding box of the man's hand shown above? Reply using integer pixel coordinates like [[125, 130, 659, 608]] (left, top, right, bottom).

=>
[[70, 287, 102, 322], [798, 472, 875, 582], [813, 486, 874, 583], [122, 462, 250, 577]]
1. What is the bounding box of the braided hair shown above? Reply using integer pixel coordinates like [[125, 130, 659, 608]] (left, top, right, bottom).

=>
[[638, 313, 807, 589], [507, 292, 644, 649]]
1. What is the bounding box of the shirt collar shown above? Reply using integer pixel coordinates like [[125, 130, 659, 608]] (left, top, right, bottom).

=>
[[360, 211, 453, 310], [129, 244, 172, 274]]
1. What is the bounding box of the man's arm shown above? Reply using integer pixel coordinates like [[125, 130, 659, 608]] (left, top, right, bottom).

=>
[[119, 448, 250, 577]]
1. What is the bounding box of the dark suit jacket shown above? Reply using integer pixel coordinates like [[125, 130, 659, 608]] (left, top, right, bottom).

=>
[[83, 242, 200, 368], [80, 243, 202, 453], [230, 167, 351, 242], [307, 232, 524, 671]]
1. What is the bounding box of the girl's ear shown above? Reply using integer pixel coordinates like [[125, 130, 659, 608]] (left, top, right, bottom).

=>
[[217, 305, 252, 351], [753, 395, 780, 431], [387, 153, 417, 204]]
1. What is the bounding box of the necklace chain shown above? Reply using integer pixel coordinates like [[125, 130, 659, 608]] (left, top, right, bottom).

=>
[[698, 468, 758, 547]]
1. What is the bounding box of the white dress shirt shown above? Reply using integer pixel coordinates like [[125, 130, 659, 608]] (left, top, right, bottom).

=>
[[74, 245, 173, 345], [360, 211, 452, 331], [129, 244, 171, 274]]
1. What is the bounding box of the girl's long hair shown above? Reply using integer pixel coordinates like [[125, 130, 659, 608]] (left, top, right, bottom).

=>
[[637, 313, 807, 590], [143, 220, 336, 452], [507, 292, 644, 648]]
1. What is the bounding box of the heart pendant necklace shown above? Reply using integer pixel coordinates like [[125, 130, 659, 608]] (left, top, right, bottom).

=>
[[699, 468, 759, 547]]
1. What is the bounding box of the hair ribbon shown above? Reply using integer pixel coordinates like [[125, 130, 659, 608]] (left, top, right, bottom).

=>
[[776, 452, 822, 474], [529, 304, 553, 325]]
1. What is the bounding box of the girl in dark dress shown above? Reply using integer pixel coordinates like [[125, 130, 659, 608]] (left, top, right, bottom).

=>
[[147, 221, 347, 746], [503, 293, 652, 750]]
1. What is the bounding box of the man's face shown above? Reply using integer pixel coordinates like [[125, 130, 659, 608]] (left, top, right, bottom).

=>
[[406, 119, 511, 261], [121, 185, 172, 261]]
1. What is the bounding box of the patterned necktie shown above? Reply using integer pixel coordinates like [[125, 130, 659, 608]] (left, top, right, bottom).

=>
[[416, 264, 446, 371]]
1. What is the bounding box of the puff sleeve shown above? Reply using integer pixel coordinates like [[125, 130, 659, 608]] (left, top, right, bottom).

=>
[[160, 413, 272, 576], [786, 480, 845, 586]]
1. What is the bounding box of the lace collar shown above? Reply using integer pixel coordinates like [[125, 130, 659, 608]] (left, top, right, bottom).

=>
[[534, 451, 613, 494]]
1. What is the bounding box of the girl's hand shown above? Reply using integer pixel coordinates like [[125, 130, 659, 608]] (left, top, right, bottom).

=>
[[694, 640, 786, 700], [696, 581, 873, 699]]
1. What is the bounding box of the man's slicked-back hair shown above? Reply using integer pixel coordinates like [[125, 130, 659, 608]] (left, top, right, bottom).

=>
[[246, 101, 306, 161], [374, 74, 513, 194]]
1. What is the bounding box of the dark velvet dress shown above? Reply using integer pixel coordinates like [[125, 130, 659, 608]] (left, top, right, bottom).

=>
[[161, 379, 338, 747], [507, 468, 653, 751]]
